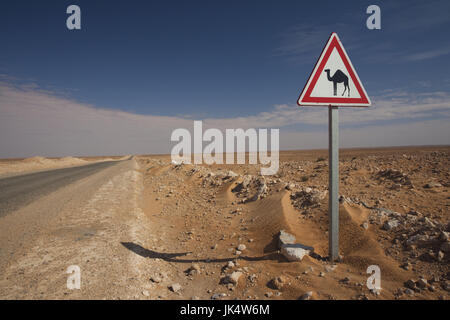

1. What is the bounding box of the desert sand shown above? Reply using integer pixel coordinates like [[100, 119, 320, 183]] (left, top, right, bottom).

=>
[[133, 146, 449, 300], [0, 147, 447, 300]]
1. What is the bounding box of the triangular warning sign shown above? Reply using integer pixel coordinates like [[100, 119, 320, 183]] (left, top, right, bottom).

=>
[[297, 33, 371, 107]]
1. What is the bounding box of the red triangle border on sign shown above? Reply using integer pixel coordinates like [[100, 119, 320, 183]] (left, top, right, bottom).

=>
[[297, 33, 370, 107]]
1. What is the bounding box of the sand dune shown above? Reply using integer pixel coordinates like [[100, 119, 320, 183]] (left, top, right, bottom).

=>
[[0, 156, 115, 176]]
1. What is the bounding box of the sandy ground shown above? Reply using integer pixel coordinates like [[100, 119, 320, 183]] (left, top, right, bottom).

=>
[[133, 146, 449, 300], [0, 156, 124, 178], [0, 147, 448, 300]]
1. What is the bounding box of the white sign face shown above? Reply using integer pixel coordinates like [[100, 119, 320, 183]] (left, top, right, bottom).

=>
[[297, 33, 371, 107]]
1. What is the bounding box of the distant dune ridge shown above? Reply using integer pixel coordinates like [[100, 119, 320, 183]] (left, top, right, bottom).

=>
[[0, 156, 111, 176]]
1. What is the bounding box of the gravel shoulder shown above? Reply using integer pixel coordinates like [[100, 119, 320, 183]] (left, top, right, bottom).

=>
[[0, 159, 152, 299]]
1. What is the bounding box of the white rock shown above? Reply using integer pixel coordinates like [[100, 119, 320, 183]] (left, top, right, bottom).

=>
[[281, 244, 312, 262], [278, 230, 296, 249], [226, 171, 238, 178], [211, 293, 226, 300], [382, 220, 399, 231], [325, 265, 337, 273], [237, 244, 246, 251], [229, 271, 243, 285], [222, 271, 243, 285]]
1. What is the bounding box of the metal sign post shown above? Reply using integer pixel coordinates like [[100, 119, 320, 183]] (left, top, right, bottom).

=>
[[328, 106, 339, 261]]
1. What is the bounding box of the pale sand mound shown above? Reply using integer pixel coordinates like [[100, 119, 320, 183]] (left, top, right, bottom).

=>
[[59, 157, 88, 165], [225, 179, 410, 294], [339, 202, 409, 283], [22, 156, 48, 163], [0, 156, 91, 176]]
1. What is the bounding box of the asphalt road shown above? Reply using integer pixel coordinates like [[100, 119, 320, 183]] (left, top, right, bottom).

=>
[[0, 160, 120, 218]]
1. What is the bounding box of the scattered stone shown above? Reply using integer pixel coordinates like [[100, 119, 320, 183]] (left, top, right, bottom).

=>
[[370, 288, 381, 296], [439, 232, 449, 241], [375, 169, 411, 186], [424, 182, 442, 188], [382, 219, 399, 231], [268, 276, 287, 290], [169, 283, 182, 293], [404, 288, 414, 295], [290, 188, 327, 210], [211, 293, 226, 300], [300, 291, 314, 300], [280, 243, 312, 262], [226, 261, 235, 269], [355, 293, 369, 300], [226, 171, 238, 178], [237, 244, 247, 251], [400, 262, 411, 271], [286, 183, 296, 191], [265, 292, 273, 298], [405, 279, 416, 290], [150, 275, 162, 283], [221, 271, 243, 285], [406, 234, 428, 246], [340, 277, 350, 284], [186, 264, 201, 276], [278, 230, 296, 248], [325, 265, 337, 273], [416, 278, 427, 289], [251, 178, 268, 201], [142, 290, 150, 297]]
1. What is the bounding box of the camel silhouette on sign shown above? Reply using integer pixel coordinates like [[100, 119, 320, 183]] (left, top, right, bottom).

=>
[[324, 69, 350, 97]]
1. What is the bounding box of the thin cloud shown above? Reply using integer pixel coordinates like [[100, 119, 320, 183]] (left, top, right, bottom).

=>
[[403, 47, 450, 62], [0, 82, 449, 158], [276, 1, 450, 65]]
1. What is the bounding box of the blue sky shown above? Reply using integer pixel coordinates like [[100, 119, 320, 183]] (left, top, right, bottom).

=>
[[0, 0, 449, 157]]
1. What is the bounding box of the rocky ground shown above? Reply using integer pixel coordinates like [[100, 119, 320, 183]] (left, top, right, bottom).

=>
[[134, 146, 449, 300]]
